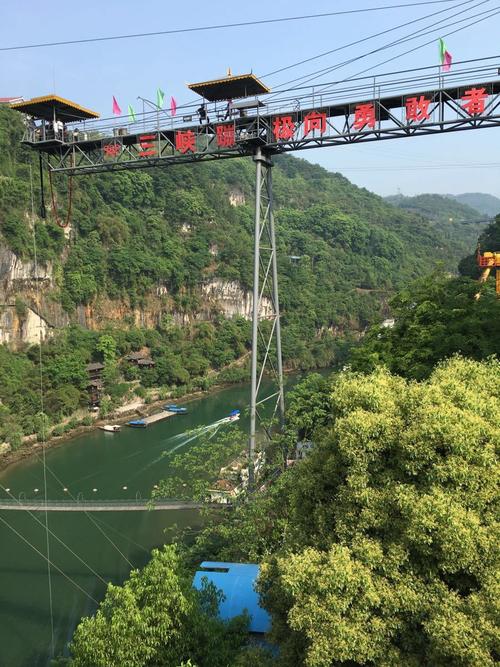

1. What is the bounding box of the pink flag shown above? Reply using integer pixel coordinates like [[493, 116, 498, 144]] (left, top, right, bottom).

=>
[[438, 38, 452, 72], [112, 96, 122, 116], [442, 50, 452, 72], [170, 96, 177, 116]]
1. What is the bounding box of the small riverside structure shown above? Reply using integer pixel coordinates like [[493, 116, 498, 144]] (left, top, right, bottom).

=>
[[193, 562, 271, 634], [127, 410, 175, 428]]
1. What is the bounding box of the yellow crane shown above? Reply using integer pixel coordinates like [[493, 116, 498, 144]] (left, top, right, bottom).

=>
[[475, 248, 500, 299]]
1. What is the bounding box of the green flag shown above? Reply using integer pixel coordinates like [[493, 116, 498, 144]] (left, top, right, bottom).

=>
[[128, 104, 137, 122], [157, 88, 165, 109], [438, 38, 446, 62]]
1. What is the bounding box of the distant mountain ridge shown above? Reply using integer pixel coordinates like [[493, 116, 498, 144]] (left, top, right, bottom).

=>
[[383, 193, 489, 252], [385, 193, 482, 221], [446, 193, 500, 217]]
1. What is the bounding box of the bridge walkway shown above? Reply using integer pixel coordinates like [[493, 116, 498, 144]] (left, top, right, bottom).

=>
[[0, 499, 228, 512]]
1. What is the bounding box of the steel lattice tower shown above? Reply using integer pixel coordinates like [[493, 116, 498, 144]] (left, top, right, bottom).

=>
[[248, 147, 285, 487]]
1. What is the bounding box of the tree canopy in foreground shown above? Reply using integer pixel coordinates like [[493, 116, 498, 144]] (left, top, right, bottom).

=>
[[68, 357, 499, 666], [257, 357, 499, 666], [68, 545, 257, 667]]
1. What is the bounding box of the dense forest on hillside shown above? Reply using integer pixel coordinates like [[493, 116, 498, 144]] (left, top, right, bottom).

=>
[[0, 105, 494, 445], [349, 216, 500, 379], [385, 192, 492, 253]]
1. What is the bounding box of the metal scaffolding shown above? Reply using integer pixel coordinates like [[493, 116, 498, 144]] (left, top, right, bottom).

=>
[[249, 147, 285, 486]]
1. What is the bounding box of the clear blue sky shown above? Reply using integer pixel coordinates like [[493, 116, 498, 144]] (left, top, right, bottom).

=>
[[1, 0, 499, 198]]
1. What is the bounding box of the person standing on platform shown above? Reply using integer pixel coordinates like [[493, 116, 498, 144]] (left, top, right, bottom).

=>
[[224, 99, 233, 120], [52, 119, 63, 139], [197, 103, 209, 125]]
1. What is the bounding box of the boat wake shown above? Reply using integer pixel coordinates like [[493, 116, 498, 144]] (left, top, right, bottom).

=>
[[126, 412, 241, 480]]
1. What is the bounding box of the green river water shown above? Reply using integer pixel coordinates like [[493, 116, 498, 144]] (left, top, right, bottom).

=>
[[0, 375, 308, 666]]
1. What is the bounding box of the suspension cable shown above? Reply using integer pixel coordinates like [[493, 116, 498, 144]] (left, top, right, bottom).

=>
[[262, 0, 477, 78], [48, 169, 73, 228], [268, 0, 491, 94], [315, 5, 500, 96], [29, 164, 55, 657], [0, 2, 464, 52], [27, 457, 135, 569], [0, 514, 98, 605], [0, 482, 108, 585], [90, 515, 150, 555]]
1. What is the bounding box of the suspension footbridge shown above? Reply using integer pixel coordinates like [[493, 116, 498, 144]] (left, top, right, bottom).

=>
[[0, 499, 228, 512]]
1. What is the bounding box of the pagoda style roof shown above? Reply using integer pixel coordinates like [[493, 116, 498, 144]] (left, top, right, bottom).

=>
[[187, 73, 270, 102], [10, 95, 99, 122]]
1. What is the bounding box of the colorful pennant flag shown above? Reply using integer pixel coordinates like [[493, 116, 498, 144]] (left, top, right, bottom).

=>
[[128, 104, 137, 122], [439, 38, 452, 72], [170, 96, 177, 116], [157, 88, 165, 109], [112, 96, 122, 116]]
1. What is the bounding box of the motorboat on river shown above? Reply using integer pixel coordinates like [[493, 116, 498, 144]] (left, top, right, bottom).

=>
[[127, 419, 147, 428], [100, 424, 121, 432], [164, 404, 188, 414]]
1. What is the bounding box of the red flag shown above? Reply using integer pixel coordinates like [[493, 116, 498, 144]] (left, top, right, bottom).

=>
[[170, 96, 177, 116], [112, 96, 122, 116]]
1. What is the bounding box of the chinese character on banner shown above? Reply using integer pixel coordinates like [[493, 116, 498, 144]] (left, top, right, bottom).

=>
[[103, 142, 121, 158], [273, 116, 296, 140], [461, 87, 488, 116], [216, 124, 236, 147], [138, 134, 157, 158], [353, 103, 376, 130], [175, 130, 196, 154], [406, 96, 431, 122], [303, 111, 327, 137]]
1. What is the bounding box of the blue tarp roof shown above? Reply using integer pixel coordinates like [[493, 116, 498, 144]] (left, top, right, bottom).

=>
[[193, 561, 271, 634]]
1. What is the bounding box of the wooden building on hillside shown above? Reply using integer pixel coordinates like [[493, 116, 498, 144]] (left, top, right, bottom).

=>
[[125, 352, 155, 368], [86, 362, 104, 406]]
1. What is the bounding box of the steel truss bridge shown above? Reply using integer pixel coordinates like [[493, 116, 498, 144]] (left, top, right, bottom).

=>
[[25, 60, 500, 174], [20, 57, 500, 485]]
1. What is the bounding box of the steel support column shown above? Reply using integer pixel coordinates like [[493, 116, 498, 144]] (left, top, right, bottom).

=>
[[248, 147, 285, 488]]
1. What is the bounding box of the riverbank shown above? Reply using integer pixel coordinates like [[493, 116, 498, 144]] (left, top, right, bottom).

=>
[[0, 362, 332, 476], [0, 380, 234, 475]]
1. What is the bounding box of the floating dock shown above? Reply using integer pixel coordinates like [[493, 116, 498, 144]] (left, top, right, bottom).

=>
[[127, 410, 175, 428]]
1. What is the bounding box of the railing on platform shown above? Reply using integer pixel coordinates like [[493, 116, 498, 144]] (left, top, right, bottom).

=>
[[22, 57, 500, 147]]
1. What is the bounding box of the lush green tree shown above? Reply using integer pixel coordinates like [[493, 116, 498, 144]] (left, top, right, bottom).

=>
[[45, 385, 82, 417], [351, 271, 499, 379], [257, 357, 499, 666], [69, 545, 249, 667], [153, 428, 246, 501], [96, 334, 117, 364], [44, 352, 88, 390]]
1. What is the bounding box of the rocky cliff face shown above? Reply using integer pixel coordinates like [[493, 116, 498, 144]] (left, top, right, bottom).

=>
[[0, 244, 270, 347], [199, 279, 272, 320], [0, 246, 66, 346]]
